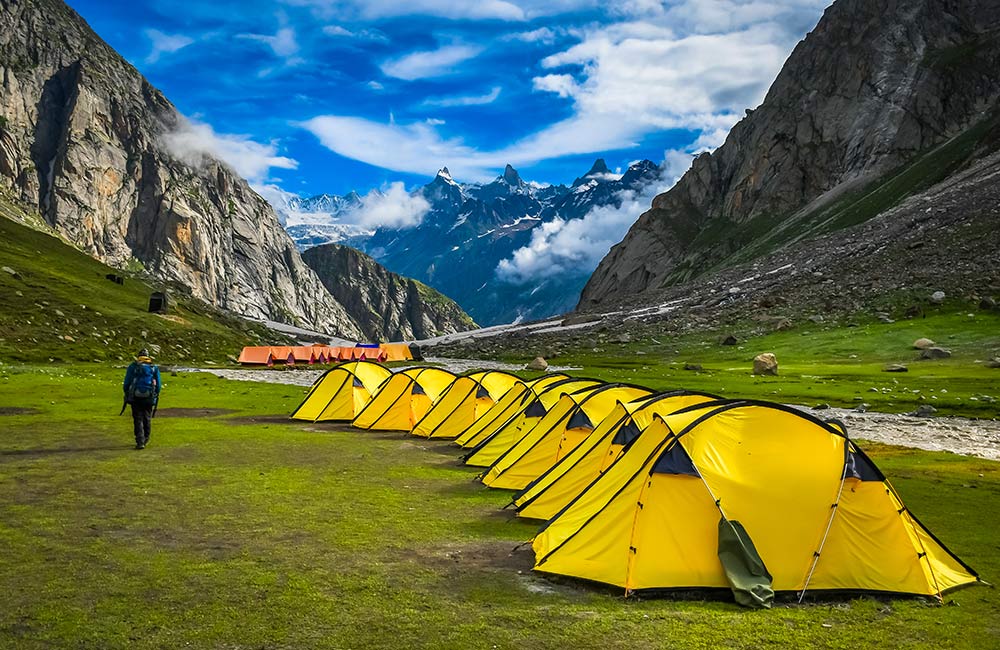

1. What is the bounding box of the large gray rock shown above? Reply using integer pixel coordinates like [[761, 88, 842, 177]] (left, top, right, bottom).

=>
[[580, 0, 1000, 308], [920, 347, 952, 359], [525, 357, 548, 371], [912, 338, 935, 350], [0, 0, 366, 337]]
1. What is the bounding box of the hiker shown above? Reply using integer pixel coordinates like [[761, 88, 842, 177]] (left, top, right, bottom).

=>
[[123, 349, 161, 450]]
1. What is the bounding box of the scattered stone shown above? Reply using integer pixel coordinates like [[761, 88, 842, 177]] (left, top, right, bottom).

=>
[[877, 314, 895, 324], [15, 290, 23, 297], [920, 347, 952, 360], [525, 356, 548, 371], [883, 364, 909, 373], [854, 403, 869, 413], [912, 338, 935, 350], [980, 297, 997, 311], [808, 315, 825, 324], [1, 266, 20, 279], [773, 318, 794, 331], [62, 335, 74, 342], [986, 358, 1000, 369], [719, 334, 738, 346], [812, 403, 830, 410], [54, 309, 64, 317], [908, 405, 937, 418], [929, 291, 946, 304], [611, 333, 631, 344], [752, 353, 778, 376], [684, 363, 703, 371]]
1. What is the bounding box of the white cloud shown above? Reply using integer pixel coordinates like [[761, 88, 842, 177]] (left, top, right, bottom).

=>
[[506, 27, 559, 43], [380, 44, 484, 80], [161, 116, 297, 183], [143, 29, 194, 64], [239, 27, 302, 63], [348, 183, 431, 229], [423, 87, 502, 107], [367, 80, 385, 91], [322, 24, 389, 41], [286, 0, 527, 21], [532, 74, 578, 98], [322, 25, 354, 37]]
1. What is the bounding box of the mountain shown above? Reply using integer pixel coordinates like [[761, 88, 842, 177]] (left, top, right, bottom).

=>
[[302, 244, 476, 341], [0, 0, 471, 343], [581, 0, 1000, 309], [282, 159, 663, 325]]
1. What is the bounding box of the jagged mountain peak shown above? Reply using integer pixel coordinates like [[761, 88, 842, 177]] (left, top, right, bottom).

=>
[[502, 164, 523, 186], [572, 158, 615, 187]]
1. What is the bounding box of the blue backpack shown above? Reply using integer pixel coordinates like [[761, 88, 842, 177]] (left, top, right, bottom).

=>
[[131, 363, 158, 399]]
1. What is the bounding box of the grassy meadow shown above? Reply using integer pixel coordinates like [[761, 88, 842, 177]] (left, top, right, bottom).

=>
[[0, 365, 998, 649], [500, 308, 1000, 418]]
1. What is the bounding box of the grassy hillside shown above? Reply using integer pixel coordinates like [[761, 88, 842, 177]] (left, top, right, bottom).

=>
[[0, 366, 996, 648], [0, 196, 288, 364]]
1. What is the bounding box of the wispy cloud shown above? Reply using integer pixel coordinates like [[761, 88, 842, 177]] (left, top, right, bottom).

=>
[[423, 87, 502, 107], [380, 44, 484, 80], [322, 24, 389, 41], [143, 28, 194, 64], [160, 116, 297, 183], [286, 0, 527, 21], [238, 26, 303, 64]]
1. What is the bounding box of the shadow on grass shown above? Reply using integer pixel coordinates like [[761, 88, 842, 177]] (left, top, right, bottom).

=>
[[0, 445, 131, 458]]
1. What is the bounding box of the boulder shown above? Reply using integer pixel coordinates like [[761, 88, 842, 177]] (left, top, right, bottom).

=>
[[807, 315, 825, 324], [1, 266, 19, 279], [920, 347, 952, 360], [719, 334, 738, 346], [525, 356, 548, 371], [611, 333, 632, 344], [883, 364, 909, 372], [986, 358, 1000, 369], [684, 363, 703, 371], [912, 338, 935, 350], [752, 353, 778, 376], [979, 297, 997, 311], [930, 291, 946, 304], [561, 313, 602, 327], [773, 318, 794, 331], [908, 405, 937, 417]]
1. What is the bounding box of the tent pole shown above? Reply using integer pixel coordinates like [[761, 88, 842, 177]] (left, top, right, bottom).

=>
[[797, 452, 849, 603]]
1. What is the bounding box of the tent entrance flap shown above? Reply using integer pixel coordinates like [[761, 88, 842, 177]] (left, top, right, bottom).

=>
[[717, 517, 774, 609]]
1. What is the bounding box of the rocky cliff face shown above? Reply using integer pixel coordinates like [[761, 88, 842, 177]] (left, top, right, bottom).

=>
[[302, 244, 476, 341], [0, 0, 366, 336], [581, 0, 1000, 307]]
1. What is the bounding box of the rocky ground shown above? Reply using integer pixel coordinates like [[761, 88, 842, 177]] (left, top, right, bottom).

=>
[[179, 364, 1000, 461]]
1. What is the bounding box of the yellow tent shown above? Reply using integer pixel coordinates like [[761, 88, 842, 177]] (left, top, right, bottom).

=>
[[454, 374, 568, 448], [514, 391, 720, 520], [351, 367, 457, 431], [379, 342, 414, 362], [532, 401, 981, 601], [480, 384, 653, 490], [463, 378, 603, 468], [412, 370, 524, 439], [290, 360, 393, 422]]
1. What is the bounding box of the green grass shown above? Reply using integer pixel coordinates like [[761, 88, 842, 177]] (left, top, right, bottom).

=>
[[497, 308, 1000, 418], [0, 196, 286, 364], [0, 365, 998, 648]]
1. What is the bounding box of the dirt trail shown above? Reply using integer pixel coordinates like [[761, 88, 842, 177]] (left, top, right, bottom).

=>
[[176, 364, 1000, 461]]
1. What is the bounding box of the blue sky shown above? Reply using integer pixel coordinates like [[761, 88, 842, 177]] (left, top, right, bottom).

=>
[[65, 0, 831, 198]]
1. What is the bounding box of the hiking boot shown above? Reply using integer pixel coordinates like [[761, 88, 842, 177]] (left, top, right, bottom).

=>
[[135, 443, 145, 450]]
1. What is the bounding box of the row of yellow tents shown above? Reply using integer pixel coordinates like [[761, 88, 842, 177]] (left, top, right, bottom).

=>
[[289, 360, 981, 606]]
